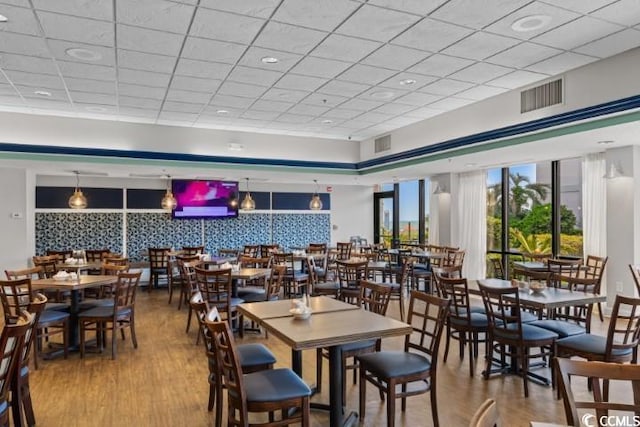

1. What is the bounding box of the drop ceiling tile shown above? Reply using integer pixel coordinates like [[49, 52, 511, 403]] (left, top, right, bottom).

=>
[[0, 33, 51, 57], [356, 111, 396, 124], [290, 57, 352, 79], [37, 11, 114, 46], [275, 74, 328, 91], [76, 104, 118, 114], [391, 18, 473, 53], [527, 51, 599, 75], [357, 87, 409, 102], [378, 72, 438, 90], [367, 0, 448, 15], [430, 0, 531, 29], [230, 118, 269, 128], [373, 102, 417, 115], [200, 107, 244, 118], [261, 88, 310, 103], [117, 50, 177, 74], [311, 34, 382, 62], [404, 106, 445, 119], [252, 99, 294, 112], [286, 103, 330, 116], [241, 110, 281, 120], [119, 68, 171, 88], [254, 22, 327, 55], [119, 95, 163, 109], [17, 86, 68, 101], [118, 83, 167, 100], [0, 84, 18, 96], [58, 61, 116, 81], [191, 7, 264, 44], [0, 4, 42, 36], [420, 78, 475, 95], [317, 80, 370, 97], [449, 63, 513, 84], [302, 92, 348, 107], [382, 116, 421, 127], [361, 44, 430, 70], [322, 108, 363, 119], [338, 98, 384, 111], [485, 2, 580, 40], [227, 66, 283, 87], [455, 85, 509, 100], [3, 70, 65, 89], [0, 54, 58, 75], [70, 91, 117, 105], [487, 69, 549, 89], [26, 99, 73, 110], [210, 94, 256, 108], [158, 111, 199, 122], [429, 96, 475, 110], [119, 115, 156, 124], [443, 32, 521, 61], [336, 4, 420, 42], [47, 40, 115, 66], [0, 96, 25, 107], [339, 119, 374, 129], [182, 37, 247, 64], [174, 58, 233, 79], [538, 0, 618, 14], [32, 0, 113, 20], [575, 28, 640, 58], [532, 16, 623, 50], [409, 54, 474, 77], [486, 42, 562, 68], [116, 0, 195, 34], [118, 106, 160, 117], [237, 47, 303, 72], [117, 24, 185, 56], [395, 91, 442, 106], [337, 64, 397, 85], [275, 113, 314, 124], [273, 0, 359, 31], [199, 0, 280, 18], [166, 88, 212, 104], [218, 81, 267, 98], [162, 101, 204, 113], [65, 77, 116, 94]]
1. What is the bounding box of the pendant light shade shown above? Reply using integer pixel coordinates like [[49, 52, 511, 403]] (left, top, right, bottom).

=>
[[161, 175, 177, 210], [241, 178, 255, 211], [309, 180, 323, 210], [68, 171, 87, 209]]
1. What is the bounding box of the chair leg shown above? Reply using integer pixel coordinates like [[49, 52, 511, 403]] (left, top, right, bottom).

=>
[[359, 365, 366, 422], [79, 321, 86, 358], [398, 292, 405, 322], [130, 316, 138, 349], [522, 347, 529, 398], [112, 323, 117, 360], [301, 396, 310, 427], [215, 377, 223, 427], [597, 301, 604, 322], [468, 332, 474, 377], [315, 349, 323, 393], [387, 378, 396, 427], [443, 324, 451, 362], [63, 320, 69, 360], [430, 373, 440, 427], [21, 380, 36, 427], [186, 306, 193, 333]]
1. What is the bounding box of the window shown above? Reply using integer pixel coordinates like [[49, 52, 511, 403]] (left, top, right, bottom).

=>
[[559, 158, 583, 257], [399, 181, 419, 244]]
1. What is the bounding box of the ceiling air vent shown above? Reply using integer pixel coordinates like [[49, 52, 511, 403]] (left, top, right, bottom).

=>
[[520, 78, 563, 113], [374, 135, 391, 153]]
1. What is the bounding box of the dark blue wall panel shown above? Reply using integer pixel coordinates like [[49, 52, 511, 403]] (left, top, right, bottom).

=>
[[272, 192, 330, 210]]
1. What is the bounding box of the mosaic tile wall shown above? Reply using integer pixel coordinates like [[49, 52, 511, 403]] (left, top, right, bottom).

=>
[[272, 213, 331, 250], [204, 213, 272, 255], [127, 213, 202, 261], [35, 212, 123, 255]]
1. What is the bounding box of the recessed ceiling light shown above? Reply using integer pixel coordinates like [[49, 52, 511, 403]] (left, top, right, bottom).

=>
[[65, 47, 102, 61], [370, 91, 395, 100], [86, 106, 107, 112], [34, 90, 52, 97], [261, 56, 279, 64], [0, 14, 8, 22], [228, 143, 244, 151], [216, 109, 229, 114], [399, 79, 416, 86], [322, 119, 333, 124], [598, 140, 615, 145], [511, 15, 552, 32]]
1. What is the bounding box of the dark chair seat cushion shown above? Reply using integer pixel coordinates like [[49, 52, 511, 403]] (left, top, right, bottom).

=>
[[79, 306, 131, 318], [340, 339, 376, 353], [520, 311, 539, 323], [238, 343, 277, 368], [45, 302, 70, 312], [450, 312, 489, 328], [240, 292, 267, 303], [356, 351, 431, 378], [39, 309, 70, 324], [242, 368, 311, 402], [314, 267, 326, 277], [556, 334, 633, 357], [293, 273, 309, 282], [237, 287, 265, 297], [494, 323, 558, 342], [313, 281, 339, 291], [78, 299, 114, 311], [450, 306, 485, 316], [529, 319, 585, 338]]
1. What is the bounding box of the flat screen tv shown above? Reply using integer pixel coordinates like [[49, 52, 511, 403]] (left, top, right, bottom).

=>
[[171, 179, 239, 219]]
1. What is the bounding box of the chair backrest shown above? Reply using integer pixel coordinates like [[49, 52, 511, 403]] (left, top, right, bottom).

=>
[[239, 256, 271, 269], [404, 290, 450, 363], [336, 242, 352, 260], [182, 245, 204, 256], [469, 398, 500, 427], [259, 244, 280, 258], [0, 278, 33, 322], [547, 258, 582, 279], [194, 267, 233, 323], [32, 255, 59, 278], [556, 358, 640, 427], [605, 294, 640, 361], [21, 293, 47, 373], [180, 260, 201, 294], [267, 265, 285, 301], [489, 257, 505, 280], [189, 291, 209, 342], [102, 263, 130, 276], [0, 311, 34, 411], [242, 245, 260, 258], [272, 253, 295, 276], [358, 280, 392, 316], [479, 284, 524, 344], [5, 266, 44, 280], [308, 243, 327, 254], [46, 249, 73, 262], [513, 268, 552, 286], [85, 249, 110, 263], [102, 256, 129, 267], [630, 264, 640, 297], [148, 247, 170, 269], [584, 255, 608, 287], [431, 266, 462, 297], [444, 249, 465, 268], [336, 260, 368, 290], [439, 276, 472, 323], [523, 252, 551, 262], [113, 271, 141, 311]]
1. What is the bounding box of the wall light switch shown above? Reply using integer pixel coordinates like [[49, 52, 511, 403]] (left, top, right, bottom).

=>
[[10, 212, 23, 219]]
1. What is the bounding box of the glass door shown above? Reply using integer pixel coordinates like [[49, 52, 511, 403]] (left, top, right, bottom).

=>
[[374, 191, 394, 248]]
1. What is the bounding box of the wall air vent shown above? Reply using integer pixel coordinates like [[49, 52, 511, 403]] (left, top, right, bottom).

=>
[[374, 135, 391, 153], [520, 78, 563, 113]]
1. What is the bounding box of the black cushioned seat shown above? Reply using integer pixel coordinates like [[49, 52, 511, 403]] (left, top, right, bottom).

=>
[[79, 305, 132, 318], [339, 339, 376, 353], [520, 311, 539, 323], [242, 368, 311, 402], [356, 351, 430, 378], [494, 323, 558, 341], [529, 319, 585, 338], [45, 302, 70, 311], [238, 343, 277, 368], [40, 309, 71, 323], [556, 334, 633, 357], [450, 312, 489, 328]]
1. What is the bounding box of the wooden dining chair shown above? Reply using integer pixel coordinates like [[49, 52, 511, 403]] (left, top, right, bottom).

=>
[[85, 248, 110, 274], [272, 252, 308, 298], [147, 247, 170, 291], [194, 267, 242, 333], [182, 245, 204, 256], [242, 244, 260, 258], [584, 255, 608, 322], [469, 398, 501, 427], [335, 259, 368, 304], [630, 264, 640, 297]]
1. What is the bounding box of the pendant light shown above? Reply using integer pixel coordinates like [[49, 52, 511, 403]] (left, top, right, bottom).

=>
[[68, 171, 87, 209], [161, 175, 177, 210], [309, 179, 323, 210], [240, 177, 255, 211]]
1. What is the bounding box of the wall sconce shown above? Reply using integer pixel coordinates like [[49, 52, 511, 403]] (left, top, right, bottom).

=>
[[432, 183, 448, 195], [603, 162, 625, 179], [68, 171, 87, 209], [240, 177, 255, 211], [309, 179, 323, 210], [161, 175, 177, 210]]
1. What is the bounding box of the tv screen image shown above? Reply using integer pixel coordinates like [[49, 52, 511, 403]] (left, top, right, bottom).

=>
[[171, 180, 239, 219]]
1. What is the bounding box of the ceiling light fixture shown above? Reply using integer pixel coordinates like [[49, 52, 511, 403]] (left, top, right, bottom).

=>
[[216, 109, 229, 114], [597, 140, 615, 145], [161, 175, 177, 210], [65, 47, 102, 61], [0, 14, 8, 22], [261, 56, 279, 64], [322, 119, 333, 124], [370, 91, 395, 100], [309, 179, 323, 210], [228, 143, 244, 151], [68, 171, 87, 209], [511, 15, 552, 32], [34, 90, 52, 97], [240, 177, 255, 211], [86, 106, 107, 113], [399, 79, 416, 86]]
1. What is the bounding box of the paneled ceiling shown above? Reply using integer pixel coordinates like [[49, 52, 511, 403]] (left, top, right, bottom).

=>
[[1, 0, 639, 142]]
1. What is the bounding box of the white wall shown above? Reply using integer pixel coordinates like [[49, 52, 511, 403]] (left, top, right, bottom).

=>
[[0, 167, 31, 269], [329, 185, 373, 245]]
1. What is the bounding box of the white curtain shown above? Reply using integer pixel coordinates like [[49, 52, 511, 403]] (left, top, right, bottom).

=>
[[428, 181, 439, 245], [582, 153, 607, 258], [457, 170, 487, 280]]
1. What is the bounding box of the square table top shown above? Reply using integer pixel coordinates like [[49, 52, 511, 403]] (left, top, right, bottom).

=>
[[31, 274, 117, 291], [55, 262, 102, 272], [238, 296, 358, 323], [261, 309, 411, 350], [230, 267, 271, 280]]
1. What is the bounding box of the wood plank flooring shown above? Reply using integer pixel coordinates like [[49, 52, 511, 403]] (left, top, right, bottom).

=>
[[25, 290, 604, 427]]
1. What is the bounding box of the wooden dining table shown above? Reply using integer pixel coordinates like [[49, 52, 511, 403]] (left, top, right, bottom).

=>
[[239, 298, 411, 427], [55, 261, 102, 273]]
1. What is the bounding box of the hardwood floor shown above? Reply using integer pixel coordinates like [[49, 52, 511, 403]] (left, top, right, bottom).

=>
[[25, 290, 604, 427]]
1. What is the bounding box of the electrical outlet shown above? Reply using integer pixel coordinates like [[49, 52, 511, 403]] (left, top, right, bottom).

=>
[[616, 281, 624, 292]]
